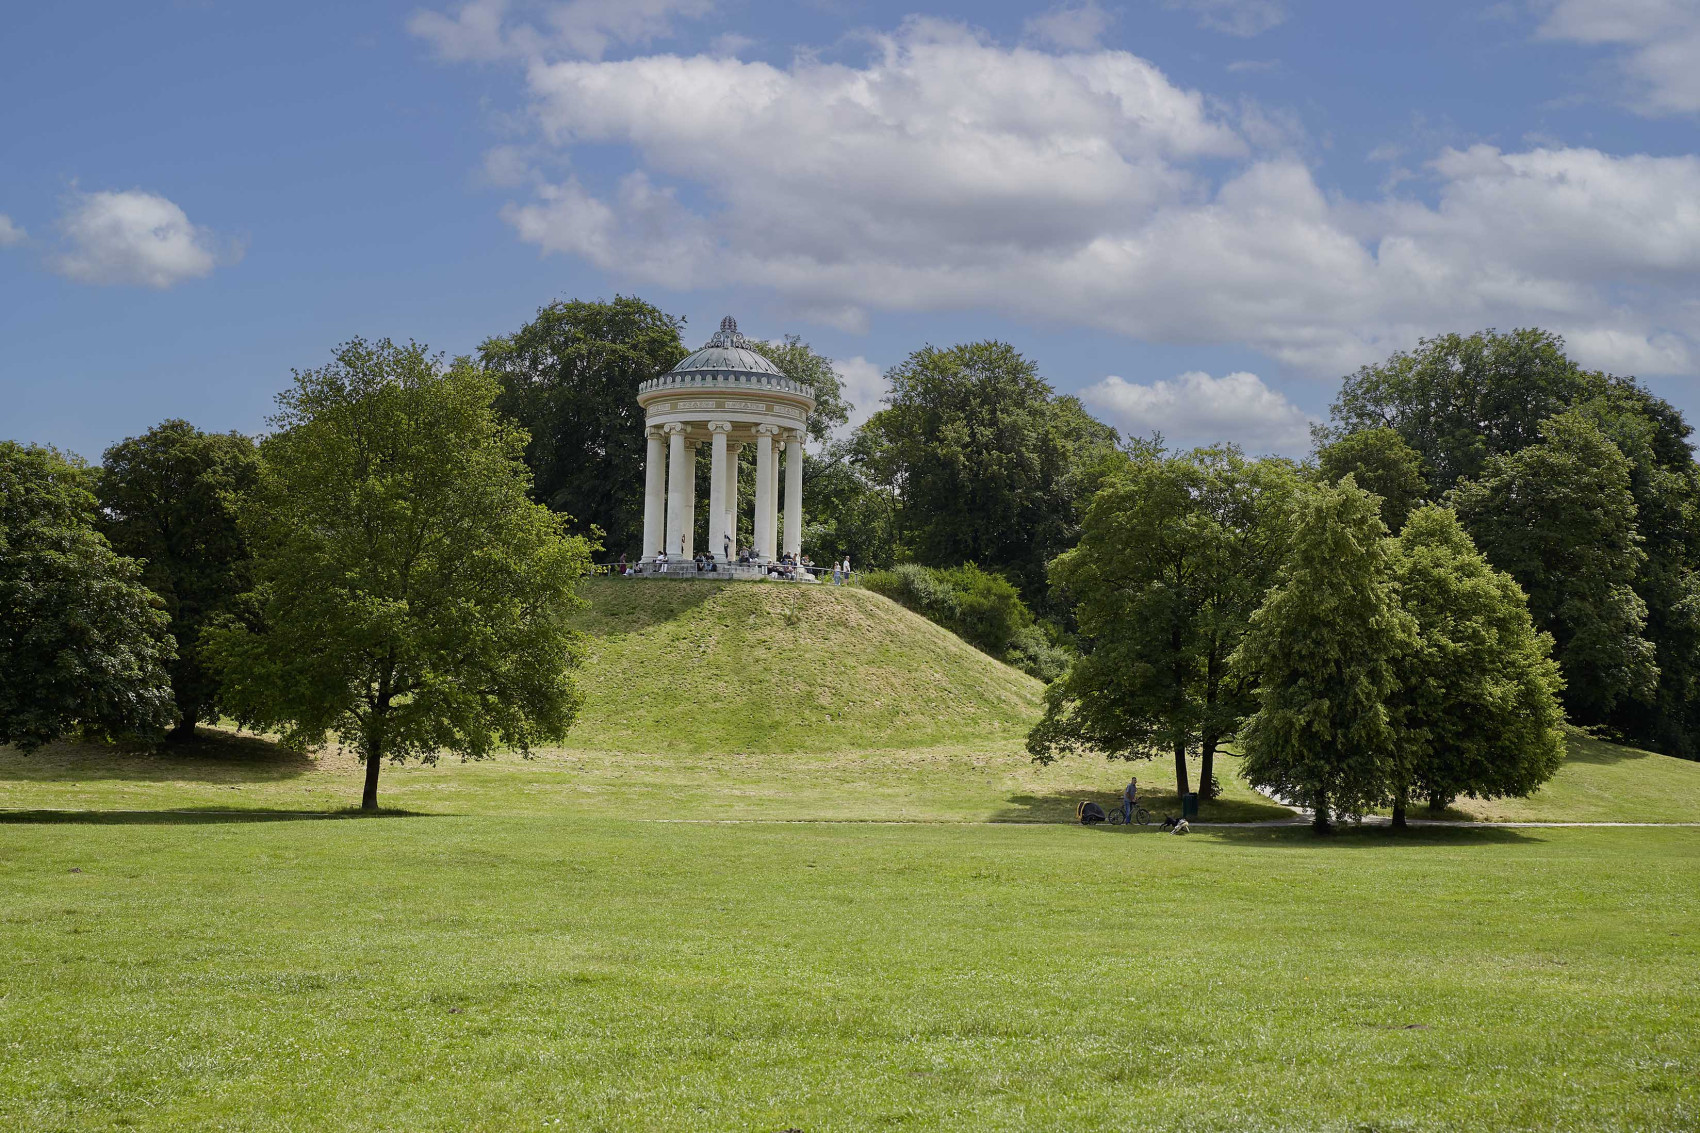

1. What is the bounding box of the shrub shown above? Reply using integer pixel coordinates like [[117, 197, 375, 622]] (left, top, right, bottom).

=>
[[860, 562, 1070, 679]]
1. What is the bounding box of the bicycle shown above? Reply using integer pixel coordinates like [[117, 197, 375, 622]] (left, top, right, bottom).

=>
[[1108, 801, 1151, 826]]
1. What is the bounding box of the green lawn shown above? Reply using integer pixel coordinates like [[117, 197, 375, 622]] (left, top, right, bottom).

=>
[[2, 810, 1694, 1131], [1444, 730, 1700, 824]]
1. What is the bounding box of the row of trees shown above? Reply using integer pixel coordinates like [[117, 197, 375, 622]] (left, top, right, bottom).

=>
[[0, 341, 593, 808]]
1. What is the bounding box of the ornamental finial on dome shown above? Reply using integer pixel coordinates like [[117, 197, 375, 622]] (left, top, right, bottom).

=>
[[706, 314, 748, 349]]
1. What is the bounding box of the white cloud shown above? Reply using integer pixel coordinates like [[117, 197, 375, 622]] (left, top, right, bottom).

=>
[[50, 189, 230, 289], [0, 214, 24, 247], [438, 16, 1700, 379], [409, 0, 714, 62], [832, 356, 889, 434], [1024, 2, 1114, 50], [1537, 0, 1700, 115], [1168, 0, 1288, 38], [1083, 370, 1313, 454]]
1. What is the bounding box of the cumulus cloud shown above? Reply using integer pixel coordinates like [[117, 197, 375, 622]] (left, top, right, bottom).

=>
[[832, 356, 890, 434], [1537, 0, 1700, 116], [50, 189, 231, 289], [1169, 0, 1288, 38], [0, 214, 24, 247], [409, 0, 713, 62], [426, 13, 1700, 378], [1082, 370, 1313, 454]]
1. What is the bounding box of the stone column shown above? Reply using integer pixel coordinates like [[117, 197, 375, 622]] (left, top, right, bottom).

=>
[[707, 422, 730, 562], [753, 425, 778, 561], [641, 428, 665, 556], [682, 440, 698, 558], [664, 424, 688, 561], [783, 431, 804, 558], [769, 447, 781, 558], [725, 442, 743, 559]]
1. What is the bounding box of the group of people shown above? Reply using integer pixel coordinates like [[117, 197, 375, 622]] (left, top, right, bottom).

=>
[[612, 550, 852, 583]]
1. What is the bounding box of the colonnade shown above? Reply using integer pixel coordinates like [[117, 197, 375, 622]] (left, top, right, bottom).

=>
[[641, 422, 805, 561]]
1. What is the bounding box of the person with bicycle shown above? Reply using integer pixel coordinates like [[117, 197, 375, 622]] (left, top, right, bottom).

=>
[[1120, 776, 1139, 825]]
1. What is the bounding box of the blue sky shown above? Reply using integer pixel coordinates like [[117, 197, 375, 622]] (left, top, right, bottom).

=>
[[5, 0, 1700, 459]]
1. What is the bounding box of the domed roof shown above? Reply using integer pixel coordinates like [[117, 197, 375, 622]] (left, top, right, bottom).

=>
[[667, 316, 790, 380]]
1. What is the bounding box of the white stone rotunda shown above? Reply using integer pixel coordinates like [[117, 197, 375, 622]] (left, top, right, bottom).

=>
[[637, 316, 815, 576]]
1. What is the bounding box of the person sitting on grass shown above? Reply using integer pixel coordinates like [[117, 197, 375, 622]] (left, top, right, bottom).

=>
[[1120, 776, 1139, 824]]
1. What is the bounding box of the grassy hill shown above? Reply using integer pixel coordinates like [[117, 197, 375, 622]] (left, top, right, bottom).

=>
[[563, 578, 1043, 753]]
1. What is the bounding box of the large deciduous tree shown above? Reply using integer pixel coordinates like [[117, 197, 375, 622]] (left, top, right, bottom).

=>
[[1330, 328, 1599, 494], [207, 339, 593, 810], [746, 334, 851, 442], [1232, 477, 1415, 831], [1316, 427, 1427, 532], [97, 420, 258, 739], [862, 341, 1120, 605], [0, 442, 177, 751], [1450, 411, 1657, 723], [480, 296, 687, 555], [1387, 506, 1566, 825], [1028, 447, 1299, 801]]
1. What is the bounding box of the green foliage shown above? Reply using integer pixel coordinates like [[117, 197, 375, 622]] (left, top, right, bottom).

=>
[[0, 442, 176, 751], [480, 295, 687, 555], [1330, 328, 1600, 494], [1388, 506, 1566, 820], [1450, 411, 1657, 723], [1029, 447, 1300, 799], [800, 438, 901, 570], [1316, 426, 1427, 531], [206, 339, 594, 809], [859, 561, 1066, 678], [1233, 477, 1416, 828], [744, 334, 851, 443], [860, 342, 1121, 605], [97, 420, 258, 738]]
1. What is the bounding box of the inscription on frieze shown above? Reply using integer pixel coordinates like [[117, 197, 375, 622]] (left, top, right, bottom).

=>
[[724, 400, 768, 411]]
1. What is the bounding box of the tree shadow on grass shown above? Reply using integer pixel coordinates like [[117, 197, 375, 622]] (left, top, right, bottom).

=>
[[994, 790, 1293, 826], [0, 728, 315, 785], [572, 577, 727, 636], [1562, 730, 1663, 766], [0, 806, 433, 825], [1200, 824, 1542, 847]]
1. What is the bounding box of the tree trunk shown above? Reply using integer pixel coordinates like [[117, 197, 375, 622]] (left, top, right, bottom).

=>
[[1199, 737, 1217, 801], [1426, 793, 1449, 814], [1312, 789, 1331, 833], [1173, 736, 1190, 801], [1392, 784, 1409, 830], [361, 732, 384, 811], [168, 708, 199, 743]]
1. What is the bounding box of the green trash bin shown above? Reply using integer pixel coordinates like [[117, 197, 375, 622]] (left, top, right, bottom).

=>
[[1182, 792, 1199, 818]]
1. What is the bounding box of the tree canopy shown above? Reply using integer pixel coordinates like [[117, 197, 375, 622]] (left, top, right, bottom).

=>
[[1232, 477, 1415, 830], [0, 442, 177, 752], [207, 339, 594, 810], [1028, 446, 1300, 800], [1316, 427, 1427, 532], [746, 334, 851, 443], [97, 420, 258, 739], [860, 341, 1120, 604], [1450, 411, 1657, 723], [480, 296, 687, 555], [1387, 506, 1566, 824]]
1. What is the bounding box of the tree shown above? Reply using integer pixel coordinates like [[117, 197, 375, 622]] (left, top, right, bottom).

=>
[[97, 420, 258, 739], [862, 341, 1120, 604], [206, 339, 594, 810], [746, 334, 851, 442], [1232, 477, 1415, 831], [480, 296, 687, 555], [1330, 328, 1601, 494], [1316, 427, 1427, 532], [1028, 447, 1299, 801], [0, 442, 176, 751], [1387, 506, 1566, 825], [1450, 411, 1657, 723]]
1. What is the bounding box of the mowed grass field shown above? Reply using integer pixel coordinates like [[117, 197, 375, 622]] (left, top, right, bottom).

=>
[[2, 580, 1698, 1130]]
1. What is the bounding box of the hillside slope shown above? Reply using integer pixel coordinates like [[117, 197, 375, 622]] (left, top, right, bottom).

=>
[[564, 579, 1044, 753]]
